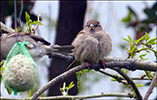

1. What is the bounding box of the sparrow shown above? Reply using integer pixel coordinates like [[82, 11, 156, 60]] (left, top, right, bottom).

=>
[[68, 19, 112, 69], [0, 32, 74, 61]]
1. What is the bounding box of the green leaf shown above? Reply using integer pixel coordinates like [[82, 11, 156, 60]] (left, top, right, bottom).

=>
[[122, 68, 128, 74], [131, 87, 133, 92], [29, 19, 32, 23], [147, 37, 157, 45], [5, 85, 12, 94], [130, 44, 135, 52], [131, 46, 137, 54], [28, 90, 32, 97], [63, 82, 66, 89], [125, 69, 128, 74], [133, 91, 136, 98], [136, 84, 144, 87], [145, 71, 153, 80], [128, 6, 138, 19], [68, 81, 75, 89], [132, 40, 139, 44], [131, 87, 136, 98], [110, 78, 117, 81], [131, 53, 136, 58], [15, 26, 21, 32], [145, 50, 151, 53], [32, 21, 43, 25], [0, 76, 2, 84], [121, 68, 125, 72], [121, 11, 132, 23], [140, 48, 148, 51], [122, 38, 130, 42], [129, 42, 133, 48], [140, 53, 147, 57], [25, 12, 30, 22], [139, 53, 148, 60], [60, 88, 63, 91], [145, 33, 150, 42], [138, 34, 146, 42], [0, 61, 3, 69], [126, 47, 131, 53], [128, 35, 132, 41]]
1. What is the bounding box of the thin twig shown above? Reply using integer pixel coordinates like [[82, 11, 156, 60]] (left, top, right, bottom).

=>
[[144, 71, 157, 100], [99, 69, 151, 80], [0, 22, 14, 33], [33, 14, 41, 34], [98, 69, 128, 85], [1, 93, 133, 100]]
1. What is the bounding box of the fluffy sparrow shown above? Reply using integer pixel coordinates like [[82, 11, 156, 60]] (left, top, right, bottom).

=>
[[69, 19, 112, 69], [0, 32, 74, 61]]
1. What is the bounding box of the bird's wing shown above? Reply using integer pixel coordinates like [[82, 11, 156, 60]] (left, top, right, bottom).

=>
[[52, 45, 74, 53], [29, 34, 51, 45]]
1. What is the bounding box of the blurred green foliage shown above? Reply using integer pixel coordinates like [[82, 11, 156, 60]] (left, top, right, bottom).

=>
[[121, 3, 157, 40]]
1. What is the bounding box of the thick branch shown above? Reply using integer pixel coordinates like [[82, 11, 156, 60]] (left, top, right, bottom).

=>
[[103, 56, 157, 71], [51, 54, 157, 71]]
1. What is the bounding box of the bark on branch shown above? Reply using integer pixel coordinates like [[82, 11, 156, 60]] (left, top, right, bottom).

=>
[[1, 93, 133, 100], [51, 53, 157, 72]]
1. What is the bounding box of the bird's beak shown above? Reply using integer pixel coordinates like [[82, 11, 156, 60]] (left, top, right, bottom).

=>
[[89, 24, 95, 30]]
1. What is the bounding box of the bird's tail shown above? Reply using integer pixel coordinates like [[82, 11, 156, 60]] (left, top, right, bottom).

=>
[[66, 59, 81, 70], [52, 45, 74, 54]]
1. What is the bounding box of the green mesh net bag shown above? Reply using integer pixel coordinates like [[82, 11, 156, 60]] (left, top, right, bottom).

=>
[[2, 42, 38, 95]]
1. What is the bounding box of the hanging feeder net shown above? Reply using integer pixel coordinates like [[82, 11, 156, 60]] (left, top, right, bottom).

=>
[[2, 42, 38, 95]]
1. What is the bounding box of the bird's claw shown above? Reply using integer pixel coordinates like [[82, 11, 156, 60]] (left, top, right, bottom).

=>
[[84, 61, 91, 70], [99, 60, 106, 69]]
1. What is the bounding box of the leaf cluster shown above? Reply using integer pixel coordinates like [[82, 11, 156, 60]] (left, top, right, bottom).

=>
[[60, 81, 75, 96], [25, 12, 43, 33], [123, 32, 157, 59], [122, 32, 156, 98]]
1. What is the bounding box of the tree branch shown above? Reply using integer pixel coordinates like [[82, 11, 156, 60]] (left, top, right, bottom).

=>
[[30, 64, 87, 100], [0, 21, 14, 33], [103, 56, 157, 71], [50, 53, 74, 63], [51, 54, 157, 71], [111, 67, 142, 100], [144, 71, 157, 100], [31, 60, 151, 100], [98, 69, 150, 84], [1, 93, 133, 100], [98, 69, 128, 85]]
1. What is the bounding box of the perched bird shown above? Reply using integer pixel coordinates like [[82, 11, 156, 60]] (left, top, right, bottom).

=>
[[0, 32, 74, 61], [68, 19, 112, 69]]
